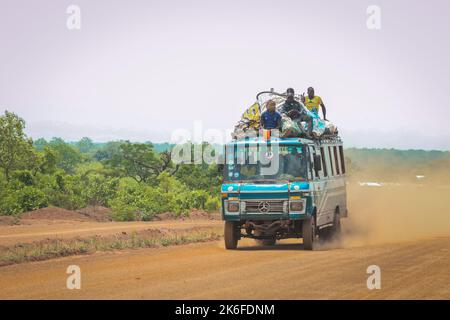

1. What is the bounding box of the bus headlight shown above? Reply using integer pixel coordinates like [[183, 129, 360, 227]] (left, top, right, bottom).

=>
[[227, 202, 240, 212], [290, 201, 304, 212]]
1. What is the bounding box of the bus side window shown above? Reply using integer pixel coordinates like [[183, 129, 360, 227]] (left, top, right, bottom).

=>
[[320, 147, 328, 177], [328, 146, 335, 176], [339, 145, 346, 174], [333, 146, 341, 175], [312, 146, 324, 180]]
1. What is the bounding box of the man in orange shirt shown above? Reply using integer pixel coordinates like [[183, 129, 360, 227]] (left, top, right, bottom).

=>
[[302, 87, 327, 120]]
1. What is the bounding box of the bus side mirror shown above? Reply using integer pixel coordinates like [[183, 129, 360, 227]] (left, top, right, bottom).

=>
[[313, 155, 322, 172], [217, 164, 224, 173]]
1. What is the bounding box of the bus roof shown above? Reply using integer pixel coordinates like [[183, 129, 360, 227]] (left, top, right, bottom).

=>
[[226, 136, 342, 147]]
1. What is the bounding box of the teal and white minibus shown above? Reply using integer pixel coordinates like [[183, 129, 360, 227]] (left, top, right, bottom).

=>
[[220, 135, 348, 250]]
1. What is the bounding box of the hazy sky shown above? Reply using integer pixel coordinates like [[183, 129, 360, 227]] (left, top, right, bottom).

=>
[[1, 0, 449, 149]]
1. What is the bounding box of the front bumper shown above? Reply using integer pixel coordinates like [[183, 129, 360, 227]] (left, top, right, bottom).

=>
[[222, 197, 311, 221]]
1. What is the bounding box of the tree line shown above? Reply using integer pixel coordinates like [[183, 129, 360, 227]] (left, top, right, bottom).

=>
[[0, 111, 221, 220]]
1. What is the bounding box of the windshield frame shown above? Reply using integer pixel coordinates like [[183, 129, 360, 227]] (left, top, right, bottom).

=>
[[223, 142, 310, 183]]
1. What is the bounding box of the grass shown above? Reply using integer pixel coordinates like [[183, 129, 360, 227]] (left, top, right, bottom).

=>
[[0, 226, 223, 267]]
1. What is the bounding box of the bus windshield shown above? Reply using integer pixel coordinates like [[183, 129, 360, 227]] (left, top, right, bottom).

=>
[[224, 145, 308, 182]]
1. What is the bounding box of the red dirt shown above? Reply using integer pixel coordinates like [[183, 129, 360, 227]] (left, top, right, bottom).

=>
[[77, 206, 112, 222], [188, 209, 220, 220], [0, 216, 18, 226], [13, 207, 219, 224], [152, 209, 220, 221], [20, 207, 93, 222]]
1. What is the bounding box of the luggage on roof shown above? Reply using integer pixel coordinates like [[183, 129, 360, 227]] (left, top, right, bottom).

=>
[[231, 89, 338, 140]]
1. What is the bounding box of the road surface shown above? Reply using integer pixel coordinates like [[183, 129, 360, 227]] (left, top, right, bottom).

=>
[[1, 236, 449, 299]]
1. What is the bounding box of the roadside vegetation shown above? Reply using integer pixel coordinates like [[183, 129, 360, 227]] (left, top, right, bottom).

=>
[[0, 111, 221, 220], [0, 226, 223, 266]]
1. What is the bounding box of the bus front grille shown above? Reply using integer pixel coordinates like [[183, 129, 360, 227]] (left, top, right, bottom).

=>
[[243, 200, 286, 213]]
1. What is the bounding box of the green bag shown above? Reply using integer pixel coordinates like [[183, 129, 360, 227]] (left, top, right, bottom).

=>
[[280, 117, 301, 137]]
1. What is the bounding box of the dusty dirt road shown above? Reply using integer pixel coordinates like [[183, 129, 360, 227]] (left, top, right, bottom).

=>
[[1, 235, 449, 299]]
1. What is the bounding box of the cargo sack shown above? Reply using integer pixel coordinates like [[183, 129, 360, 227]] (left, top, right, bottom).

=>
[[280, 116, 301, 137], [232, 121, 258, 139], [241, 102, 261, 126], [311, 117, 326, 138], [231, 102, 261, 139], [324, 120, 338, 135]]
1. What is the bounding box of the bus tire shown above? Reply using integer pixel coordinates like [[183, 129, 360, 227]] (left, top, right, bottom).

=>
[[302, 216, 316, 250], [331, 214, 341, 240], [318, 227, 333, 241], [224, 221, 239, 249]]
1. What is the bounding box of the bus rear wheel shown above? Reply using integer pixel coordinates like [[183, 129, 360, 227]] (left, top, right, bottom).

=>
[[224, 221, 239, 249], [331, 214, 341, 240], [319, 213, 342, 242]]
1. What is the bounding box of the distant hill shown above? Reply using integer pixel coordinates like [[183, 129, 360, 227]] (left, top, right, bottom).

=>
[[345, 148, 449, 167], [344, 148, 450, 183], [152, 143, 175, 153]]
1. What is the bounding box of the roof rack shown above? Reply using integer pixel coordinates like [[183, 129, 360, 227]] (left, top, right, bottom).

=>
[[314, 134, 342, 144]]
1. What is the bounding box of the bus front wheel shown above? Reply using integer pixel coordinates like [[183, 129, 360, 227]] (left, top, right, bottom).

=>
[[224, 221, 239, 249], [302, 216, 316, 250]]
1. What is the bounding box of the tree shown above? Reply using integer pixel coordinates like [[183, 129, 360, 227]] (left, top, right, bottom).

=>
[[81, 174, 119, 207], [0, 111, 37, 181], [93, 141, 123, 161], [175, 163, 221, 194], [47, 138, 83, 173], [49, 137, 66, 145], [38, 146, 58, 174], [76, 137, 95, 153], [108, 142, 178, 183], [34, 138, 48, 151]]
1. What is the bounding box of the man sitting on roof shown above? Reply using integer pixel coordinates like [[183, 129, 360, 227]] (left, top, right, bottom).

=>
[[301, 87, 327, 120], [279, 88, 313, 137], [260, 100, 281, 130]]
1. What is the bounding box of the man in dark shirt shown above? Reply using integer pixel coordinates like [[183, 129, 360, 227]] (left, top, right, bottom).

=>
[[261, 100, 281, 130], [279, 88, 313, 137]]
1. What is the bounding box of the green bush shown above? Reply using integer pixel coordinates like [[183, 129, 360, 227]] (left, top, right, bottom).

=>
[[17, 186, 48, 212], [49, 192, 86, 211], [109, 182, 171, 221], [0, 192, 21, 215], [45, 174, 87, 210], [0, 185, 48, 215], [108, 200, 138, 221], [81, 174, 119, 207], [205, 196, 221, 213], [139, 187, 172, 219], [11, 170, 34, 186], [191, 190, 209, 210], [170, 191, 195, 216]]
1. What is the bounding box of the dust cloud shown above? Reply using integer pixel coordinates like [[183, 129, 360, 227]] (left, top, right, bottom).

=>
[[341, 181, 450, 247]]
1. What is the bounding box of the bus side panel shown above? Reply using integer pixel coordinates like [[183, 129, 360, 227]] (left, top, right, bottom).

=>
[[315, 177, 347, 226]]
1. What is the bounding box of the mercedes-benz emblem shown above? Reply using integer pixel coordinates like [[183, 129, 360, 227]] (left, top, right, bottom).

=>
[[258, 201, 271, 213]]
